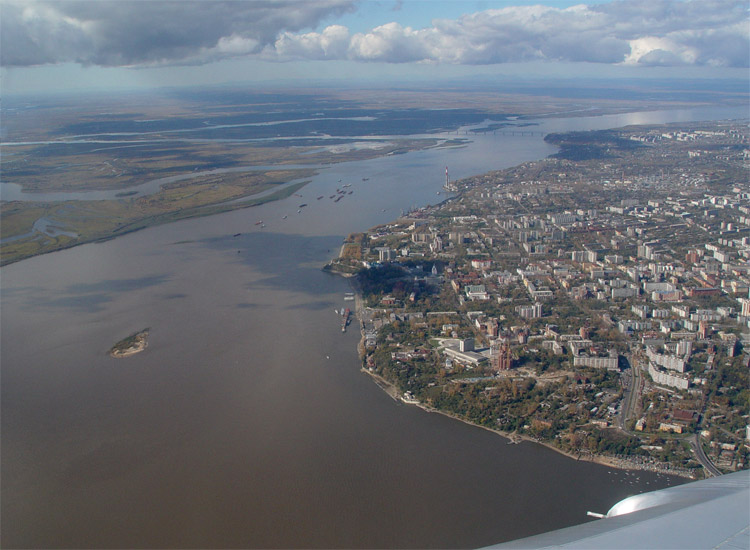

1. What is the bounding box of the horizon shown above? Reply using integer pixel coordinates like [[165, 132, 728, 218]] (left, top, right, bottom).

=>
[[2, 0, 748, 96]]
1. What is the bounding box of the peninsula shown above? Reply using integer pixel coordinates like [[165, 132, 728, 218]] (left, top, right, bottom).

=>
[[330, 120, 750, 480], [4, 85, 745, 267]]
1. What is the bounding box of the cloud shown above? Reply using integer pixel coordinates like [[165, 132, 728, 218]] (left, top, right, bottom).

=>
[[348, 23, 431, 63], [287, 0, 749, 68], [2, 0, 747, 69], [274, 24, 350, 60], [0, 0, 355, 67]]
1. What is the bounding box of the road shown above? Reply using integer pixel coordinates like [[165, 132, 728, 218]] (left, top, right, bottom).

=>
[[619, 358, 722, 479], [618, 355, 642, 431], [688, 433, 722, 477]]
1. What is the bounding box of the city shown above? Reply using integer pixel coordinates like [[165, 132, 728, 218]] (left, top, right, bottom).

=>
[[3, 0, 749, 546], [329, 120, 750, 479]]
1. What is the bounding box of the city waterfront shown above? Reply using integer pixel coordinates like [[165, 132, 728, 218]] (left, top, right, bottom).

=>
[[2, 105, 745, 548]]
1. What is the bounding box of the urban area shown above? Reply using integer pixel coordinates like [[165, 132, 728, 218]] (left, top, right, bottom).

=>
[[327, 120, 750, 479]]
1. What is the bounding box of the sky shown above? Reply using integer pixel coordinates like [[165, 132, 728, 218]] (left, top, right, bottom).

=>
[[1, 0, 748, 95]]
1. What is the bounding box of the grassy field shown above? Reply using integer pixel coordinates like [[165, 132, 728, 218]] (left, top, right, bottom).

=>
[[0, 171, 311, 265], [1, 127, 446, 265]]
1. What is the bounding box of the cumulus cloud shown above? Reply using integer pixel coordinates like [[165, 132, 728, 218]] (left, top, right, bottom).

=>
[[348, 23, 432, 63], [2, 0, 747, 69], [274, 24, 350, 60], [299, 0, 748, 68], [0, 0, 355, 66]]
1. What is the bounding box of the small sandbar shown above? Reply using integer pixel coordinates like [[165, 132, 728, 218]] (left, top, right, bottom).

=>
[[109, 328, 149, 358]]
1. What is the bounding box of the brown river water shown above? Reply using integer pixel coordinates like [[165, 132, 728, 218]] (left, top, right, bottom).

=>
[[3, 107, 743, 548]]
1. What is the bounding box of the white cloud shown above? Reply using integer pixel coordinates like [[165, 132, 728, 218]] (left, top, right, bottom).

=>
[[1, 0, 356, 67], [274, 25, 350, 60], [2, 0, 747, 69], [213, 35, 261, 57], [348, 23, 431, 63], [279, 0, 748, 68], [625, 37, 695, 66]]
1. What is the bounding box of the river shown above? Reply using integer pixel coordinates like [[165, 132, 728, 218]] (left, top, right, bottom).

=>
[[1, 105, 745, 548]]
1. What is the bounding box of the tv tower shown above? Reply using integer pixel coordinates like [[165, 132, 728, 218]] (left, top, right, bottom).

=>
[[445, 166, 449, 188]]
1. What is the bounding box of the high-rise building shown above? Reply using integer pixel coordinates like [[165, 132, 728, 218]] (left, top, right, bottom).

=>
[[492, 340, 512, 371]]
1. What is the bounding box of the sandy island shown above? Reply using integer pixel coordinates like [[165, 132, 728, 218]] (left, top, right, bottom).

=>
[[109, 329, 149, 358]]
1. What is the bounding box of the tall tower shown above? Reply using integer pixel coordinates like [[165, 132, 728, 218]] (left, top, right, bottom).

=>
[[445, 166, 449, 189]]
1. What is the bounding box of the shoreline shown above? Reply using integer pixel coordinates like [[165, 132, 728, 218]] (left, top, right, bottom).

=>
[[359, 363, 696, 479], [1, 134, 445, 267], [1, 179, 312, 267], [109, 329, 149, 358], [341, 275, 696, 480]]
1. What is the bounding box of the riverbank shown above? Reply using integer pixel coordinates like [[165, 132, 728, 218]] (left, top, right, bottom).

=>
[[359, 360, 696, 479], [1, 176, 313, 266], [344, 275, 697, 480]]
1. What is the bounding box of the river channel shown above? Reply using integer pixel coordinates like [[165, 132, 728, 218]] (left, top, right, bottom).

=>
[[1, 105, 745, 548]]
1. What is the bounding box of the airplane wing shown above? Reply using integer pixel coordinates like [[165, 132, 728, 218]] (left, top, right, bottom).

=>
[[484, 469, 749, 549]]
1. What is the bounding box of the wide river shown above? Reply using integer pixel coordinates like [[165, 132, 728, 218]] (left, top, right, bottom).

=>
[[2, 106, 745, 548]]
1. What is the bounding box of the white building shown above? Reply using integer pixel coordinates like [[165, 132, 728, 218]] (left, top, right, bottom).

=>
[[516, 303, 542, 319], [573, 355, 619, 370], [646, 346, 687, 373], [648, 362, 690, 390]]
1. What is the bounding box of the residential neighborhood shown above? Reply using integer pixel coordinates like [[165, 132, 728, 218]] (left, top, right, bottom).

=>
[[328, 120, 750, 478]]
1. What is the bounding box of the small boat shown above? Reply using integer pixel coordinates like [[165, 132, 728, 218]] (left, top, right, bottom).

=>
[[282, 215, 287, 219], [299, 203, 307, 208], [297, 209, 301, 213], [362, 177, 369, 181], [233, 233, 241, 237], [255, 221, 263, 225], [317, 196, 324, 200]]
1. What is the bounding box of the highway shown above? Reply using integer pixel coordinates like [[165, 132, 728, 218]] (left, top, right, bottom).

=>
[[619, 356, 723, 479], [689, 433, 723, 477], [618, 355, 642, 431]]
